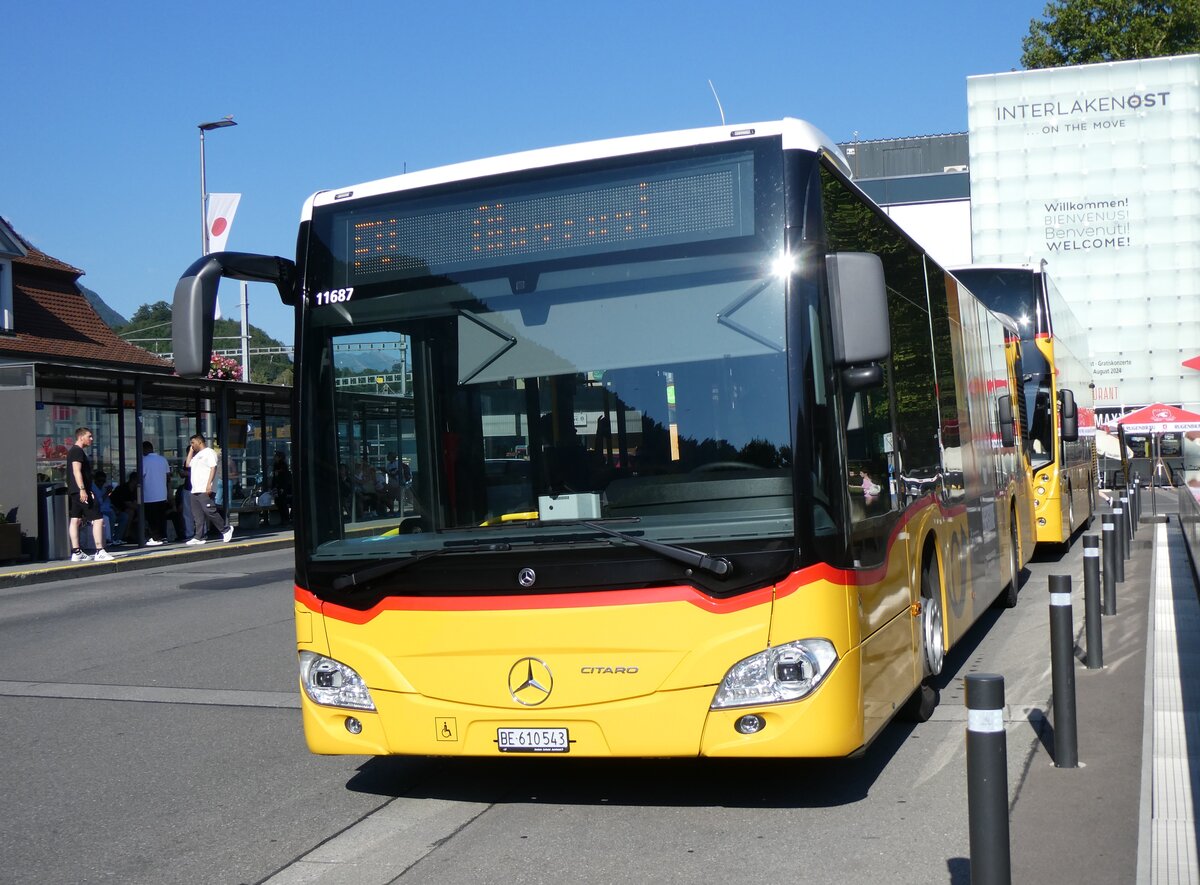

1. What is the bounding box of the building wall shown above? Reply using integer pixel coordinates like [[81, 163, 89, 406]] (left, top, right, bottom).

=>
[[0, 376, 37, 545], [882, 200, 973, 267], [967, 54, 1200, 411]]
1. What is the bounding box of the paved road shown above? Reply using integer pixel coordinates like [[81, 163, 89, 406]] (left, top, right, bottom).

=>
[[0, 536, 1149, 884]]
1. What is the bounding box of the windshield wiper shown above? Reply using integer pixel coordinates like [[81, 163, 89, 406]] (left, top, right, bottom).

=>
[[331, 542, 512, 592], [580, 521, 732, 579]]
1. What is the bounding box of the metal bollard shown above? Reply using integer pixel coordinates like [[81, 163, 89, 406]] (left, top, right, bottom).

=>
[[1082, 535, 1103, 669], [1101, 516, 1118, 615], [1049, 575, 1079, 768], [966, 673, 1012, 885], [1113, 503, 1128, 565], [1108, 510, 1125, 584], [1130, 484, 1140, 536], [1120, 495, 1132, 549]]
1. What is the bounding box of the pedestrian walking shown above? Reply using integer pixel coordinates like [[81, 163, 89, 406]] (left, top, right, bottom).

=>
[[66, 427, 113, 562], [183, 433, 233, 545], [141, 440, 171, 545]]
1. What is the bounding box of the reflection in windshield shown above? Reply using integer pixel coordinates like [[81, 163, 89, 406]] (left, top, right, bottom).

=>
[[311, 257, 795, 558]]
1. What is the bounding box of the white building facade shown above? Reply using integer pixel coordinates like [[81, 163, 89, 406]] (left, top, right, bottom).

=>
[[967, 54, 1200, 412]]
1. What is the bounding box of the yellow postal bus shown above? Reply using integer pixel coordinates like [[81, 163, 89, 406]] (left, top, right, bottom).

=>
[[951, 262, 1094, 545], [174, 119, 1030, 758]]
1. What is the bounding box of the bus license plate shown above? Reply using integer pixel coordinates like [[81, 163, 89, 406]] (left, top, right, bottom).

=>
[[496, 727, 569, 753]]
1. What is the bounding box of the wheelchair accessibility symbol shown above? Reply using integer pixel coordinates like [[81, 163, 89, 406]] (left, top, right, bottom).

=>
[[435, 717, 458, 742]]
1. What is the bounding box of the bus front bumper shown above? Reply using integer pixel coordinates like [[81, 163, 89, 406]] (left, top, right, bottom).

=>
[[300, 647, 866, 759]]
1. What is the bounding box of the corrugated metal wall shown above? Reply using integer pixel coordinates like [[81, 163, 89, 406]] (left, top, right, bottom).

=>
[[837, 133, 969, 179]]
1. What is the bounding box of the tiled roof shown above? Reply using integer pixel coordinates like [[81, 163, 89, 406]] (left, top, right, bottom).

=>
[[0, 239, 172, 372]]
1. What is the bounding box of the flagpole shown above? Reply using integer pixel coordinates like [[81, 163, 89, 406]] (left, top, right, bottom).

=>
[[197, 117, 237, 257], [240, 282, 251, 384], [199, 128, 208, 255]]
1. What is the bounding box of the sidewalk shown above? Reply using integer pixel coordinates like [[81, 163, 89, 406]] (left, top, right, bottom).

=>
[[1141, 516, 1200, 881], [0, 522, 295, 590]]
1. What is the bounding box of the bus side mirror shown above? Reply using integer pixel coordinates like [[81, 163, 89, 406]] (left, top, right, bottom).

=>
[[172, 252, 298, 378], [998, 394, 1016, 447], [827, 252, 890, 391], [1059, 388, 1079, 442]]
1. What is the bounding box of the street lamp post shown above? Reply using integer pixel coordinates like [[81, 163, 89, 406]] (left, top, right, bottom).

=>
[[198, 117, 237, 256], [197, 117, 252, 383]]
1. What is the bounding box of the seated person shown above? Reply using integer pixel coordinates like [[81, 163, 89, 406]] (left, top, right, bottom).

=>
[[109, 472, 139, 542], [90, 471, 122, 549]]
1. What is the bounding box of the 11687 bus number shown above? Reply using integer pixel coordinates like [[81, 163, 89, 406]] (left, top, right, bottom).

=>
[[313, 288, 354, 306]]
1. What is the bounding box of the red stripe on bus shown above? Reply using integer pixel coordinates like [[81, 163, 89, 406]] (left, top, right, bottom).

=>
[[296, 581, 775, 623], [295, 497, 965, 624]]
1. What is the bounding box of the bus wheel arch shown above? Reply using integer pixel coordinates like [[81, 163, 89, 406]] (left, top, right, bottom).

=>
[[902, 537, 944, 723]]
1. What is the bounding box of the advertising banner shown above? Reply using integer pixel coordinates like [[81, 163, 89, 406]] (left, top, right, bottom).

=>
[[967, 55, 1200, 411]]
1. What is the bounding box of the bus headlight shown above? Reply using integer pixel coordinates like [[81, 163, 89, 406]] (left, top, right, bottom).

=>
[[299, 651, 376, 711], [710, 639, 838, 709]]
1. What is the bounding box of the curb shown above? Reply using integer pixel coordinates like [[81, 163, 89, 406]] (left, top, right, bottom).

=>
[[0, 536, 295, 590]]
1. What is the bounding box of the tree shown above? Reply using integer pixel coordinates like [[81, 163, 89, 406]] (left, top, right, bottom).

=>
[[112, 302, 294, 385], [1022, 0, 1200, 69]]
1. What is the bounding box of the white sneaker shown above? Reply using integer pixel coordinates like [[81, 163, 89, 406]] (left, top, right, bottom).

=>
[[185, 538, 206, 546], [222, 526, 235, 543], [93, 549, 114, 562], [145, 538, 164, 546], [70, 551, 91, 562]]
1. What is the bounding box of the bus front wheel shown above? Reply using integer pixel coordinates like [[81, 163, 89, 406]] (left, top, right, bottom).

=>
[[902, 557, 944, 722]]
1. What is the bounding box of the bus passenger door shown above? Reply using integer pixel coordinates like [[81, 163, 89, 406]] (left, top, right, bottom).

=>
[[842, 379, 910, 736]]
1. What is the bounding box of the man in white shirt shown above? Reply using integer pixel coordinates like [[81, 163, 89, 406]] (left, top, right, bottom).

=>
[[183, 433, 234, 545], [141, 440, 171, 546]]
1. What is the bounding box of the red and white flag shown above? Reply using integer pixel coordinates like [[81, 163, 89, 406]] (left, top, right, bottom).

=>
[[206, 192, 241, 253], [205, 193, 241, 319]]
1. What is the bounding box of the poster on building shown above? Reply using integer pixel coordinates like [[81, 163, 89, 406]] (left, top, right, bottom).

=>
[[967, 54, 1200, 413]]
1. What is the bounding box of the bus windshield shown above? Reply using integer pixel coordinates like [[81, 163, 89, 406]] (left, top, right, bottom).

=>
[[953, 268, 1044, 337], [299, 147, 797, 569], [954, 267, 1054, 466]]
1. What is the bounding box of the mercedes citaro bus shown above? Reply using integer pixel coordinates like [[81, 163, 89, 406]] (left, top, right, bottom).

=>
[[173, 119, 1030, 758], [951, 262, 1094, 545]]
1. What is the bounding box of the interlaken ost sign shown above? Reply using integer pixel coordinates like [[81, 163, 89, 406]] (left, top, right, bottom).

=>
[[967, 55, 1200, 409]]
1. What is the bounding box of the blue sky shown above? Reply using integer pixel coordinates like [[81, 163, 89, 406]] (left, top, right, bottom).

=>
[[4, 1, 1045, 345]]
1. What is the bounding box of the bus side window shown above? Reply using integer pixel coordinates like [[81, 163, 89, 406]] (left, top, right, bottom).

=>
[[844, 386, 896, 566]]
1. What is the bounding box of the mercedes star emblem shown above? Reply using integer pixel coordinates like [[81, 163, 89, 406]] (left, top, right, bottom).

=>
[[508, 657, 553, 705]]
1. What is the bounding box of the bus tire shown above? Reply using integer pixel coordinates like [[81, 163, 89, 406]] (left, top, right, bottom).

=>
[[901, 682, 939, 723], [919, 556, 945, 678], [995, 517, 1020, 609], [902, 556, 944, 723]]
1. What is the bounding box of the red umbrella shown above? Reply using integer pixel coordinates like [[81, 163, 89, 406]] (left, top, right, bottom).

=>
[[1110, 403, 1200, 434], [1103, 403, 1200, 509]]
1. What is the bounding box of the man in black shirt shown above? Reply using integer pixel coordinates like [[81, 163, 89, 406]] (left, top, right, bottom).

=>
[[67, 427, 112, 562]]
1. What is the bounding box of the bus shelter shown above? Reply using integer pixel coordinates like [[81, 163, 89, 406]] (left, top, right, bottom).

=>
[[0, 361, 292, 558]]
